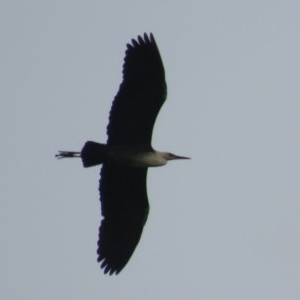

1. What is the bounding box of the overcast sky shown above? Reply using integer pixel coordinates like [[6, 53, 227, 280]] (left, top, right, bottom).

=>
[[1, 1, 299, 299]]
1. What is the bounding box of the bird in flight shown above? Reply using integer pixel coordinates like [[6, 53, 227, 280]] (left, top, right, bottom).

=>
[[56, 33, 189, 275]]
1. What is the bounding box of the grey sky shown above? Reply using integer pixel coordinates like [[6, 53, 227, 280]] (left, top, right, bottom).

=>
[[1, 1, 299, 299]]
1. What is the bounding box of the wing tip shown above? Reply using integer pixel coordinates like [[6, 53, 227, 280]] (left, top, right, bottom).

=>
[[98, 256, 121, 276], [127, 32, 156, 49]]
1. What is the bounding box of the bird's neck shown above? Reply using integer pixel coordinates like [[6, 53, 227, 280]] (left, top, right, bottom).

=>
[[137, 151, 168, 167]]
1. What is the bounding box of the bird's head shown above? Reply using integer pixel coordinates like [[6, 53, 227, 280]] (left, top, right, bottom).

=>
[[162, 152, 190, 161]]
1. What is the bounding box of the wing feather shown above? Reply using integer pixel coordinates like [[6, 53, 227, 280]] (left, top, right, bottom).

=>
[[98, 164, 149, 275], [106, 33, 167, 148]]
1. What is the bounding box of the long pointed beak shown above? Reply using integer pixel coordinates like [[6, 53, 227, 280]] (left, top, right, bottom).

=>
[[173, 155, 191, 160]]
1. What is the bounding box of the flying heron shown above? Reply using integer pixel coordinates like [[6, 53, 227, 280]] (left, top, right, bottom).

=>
[[56, 33, 189, 275]]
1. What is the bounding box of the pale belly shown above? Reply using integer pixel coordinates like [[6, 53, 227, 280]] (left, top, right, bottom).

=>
[[107, 151, 167, 167]]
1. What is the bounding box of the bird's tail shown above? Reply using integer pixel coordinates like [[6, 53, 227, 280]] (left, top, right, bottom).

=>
[[56, 141, 108, 168], [80, 141, 108, 167]]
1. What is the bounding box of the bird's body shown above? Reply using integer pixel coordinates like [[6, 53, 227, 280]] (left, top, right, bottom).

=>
[[101, 148, 168, 167], [56, 33, 189, 275]]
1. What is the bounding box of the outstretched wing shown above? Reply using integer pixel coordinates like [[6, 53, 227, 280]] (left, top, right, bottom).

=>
[[106, 33, 167, 149], [98, 164, 149, 275]]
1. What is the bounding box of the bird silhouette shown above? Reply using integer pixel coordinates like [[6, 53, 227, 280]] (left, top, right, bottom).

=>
[[56, 33, 189, 275]]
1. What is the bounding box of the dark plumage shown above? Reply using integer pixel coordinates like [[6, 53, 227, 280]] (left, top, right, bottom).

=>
[[98, 166, 149, 274], [107, 33, 166, 148], [56, 33, 189, 275], [98, 33, 165, 274]]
